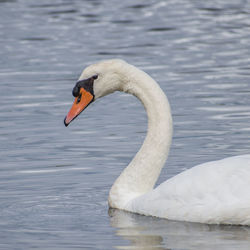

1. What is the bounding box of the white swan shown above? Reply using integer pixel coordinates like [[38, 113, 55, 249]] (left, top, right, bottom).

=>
[[64, 59, 250, 225]]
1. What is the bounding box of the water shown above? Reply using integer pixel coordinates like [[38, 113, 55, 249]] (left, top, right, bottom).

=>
[[1, 0, 250, 249]]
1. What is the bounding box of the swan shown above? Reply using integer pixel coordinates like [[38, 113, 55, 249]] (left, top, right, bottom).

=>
[[64, 59, 250, 225]]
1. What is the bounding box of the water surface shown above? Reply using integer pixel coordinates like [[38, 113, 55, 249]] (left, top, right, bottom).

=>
[[1, 0, 250, 249]]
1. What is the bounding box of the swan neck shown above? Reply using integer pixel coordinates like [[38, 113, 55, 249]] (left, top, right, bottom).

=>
[[109, 65, 173, 209]]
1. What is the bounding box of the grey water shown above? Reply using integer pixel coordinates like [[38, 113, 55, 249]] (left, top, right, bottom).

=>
[[1, 0, 250, 249]]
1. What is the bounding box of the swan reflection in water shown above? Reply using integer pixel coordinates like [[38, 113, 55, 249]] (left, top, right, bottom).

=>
[[109, 208, 250, 250]]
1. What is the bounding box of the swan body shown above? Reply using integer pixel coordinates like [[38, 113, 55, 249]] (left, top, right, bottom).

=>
[[65, 59, 250, 225], [126, 155, 250, 225]]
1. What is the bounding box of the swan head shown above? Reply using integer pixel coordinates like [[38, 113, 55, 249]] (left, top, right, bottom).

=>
[[64, 59, 128, 126]]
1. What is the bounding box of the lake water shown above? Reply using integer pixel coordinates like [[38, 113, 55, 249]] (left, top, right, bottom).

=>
[[1, 0, 250, 249]]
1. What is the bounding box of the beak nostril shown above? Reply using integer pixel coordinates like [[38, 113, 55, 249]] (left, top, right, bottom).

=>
[[76, 93, 82, 104]]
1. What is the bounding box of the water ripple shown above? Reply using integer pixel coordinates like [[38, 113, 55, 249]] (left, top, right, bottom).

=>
[[1, 0, 250, 249]]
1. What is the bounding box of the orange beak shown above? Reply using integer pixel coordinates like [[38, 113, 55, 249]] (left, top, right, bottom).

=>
[[64, 88, 94, 126]]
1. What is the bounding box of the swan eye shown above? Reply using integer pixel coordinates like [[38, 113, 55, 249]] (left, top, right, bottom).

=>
[[72, 77, 95, 98]]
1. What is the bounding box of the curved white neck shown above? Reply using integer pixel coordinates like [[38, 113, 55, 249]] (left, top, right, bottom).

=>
[[108, 64, 173, 209]]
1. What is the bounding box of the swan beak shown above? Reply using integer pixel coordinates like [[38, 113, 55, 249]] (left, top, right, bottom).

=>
[[64, 88, 94, 127]]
